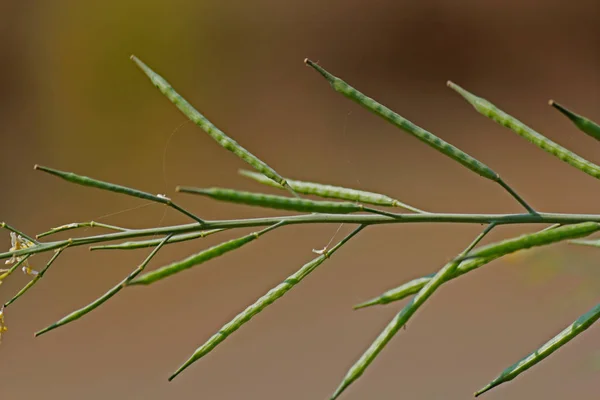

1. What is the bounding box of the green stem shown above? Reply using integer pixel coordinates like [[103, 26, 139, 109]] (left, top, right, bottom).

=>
[[4, 212, 600, 262]]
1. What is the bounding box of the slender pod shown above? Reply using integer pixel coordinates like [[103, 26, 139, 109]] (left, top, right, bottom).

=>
[[177, 186, 364, 214], [4, 246, 68, 307], [130, 222, 284, 286], [130, 56, 296, 196], [37, 222, 129, 239], [357, 223, 600, 309], [239, 169, 425, 213], [458, 222, 600, 261], [35, 235, 173, 337], [305, 60, 534, 213], [168, 224, 365, 381], [550, 100, 600, 142], [331, 224, 496, 399], [305, 60, 499, 182], [90, 229, 224, 251], [448, 82, 600, 181], [475, 300, 600, 396], [35, 165, 204, 224]]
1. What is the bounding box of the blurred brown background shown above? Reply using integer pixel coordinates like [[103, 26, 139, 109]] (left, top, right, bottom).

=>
[[1, 1, 600, 399]]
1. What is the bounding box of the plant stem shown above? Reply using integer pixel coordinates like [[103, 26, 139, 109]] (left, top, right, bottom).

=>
[[4, 212, 600, 262]]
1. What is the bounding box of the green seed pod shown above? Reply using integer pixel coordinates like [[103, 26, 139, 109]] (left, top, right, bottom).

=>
[[35, 165, 204, 224], [550, 100, 600, 142], [239, 169, 425, 213], [459, 222, 600, 260], [168, 225, 365, 381], [35, 235, 173, 337], [90, 229, 224, 251], [130, 223, 282, 286], [177, 186, 364, 214], [330, 224, 496, 399], [305, 59, 500, 182], [357, 223, 600, 309], [131, 56, 295, 195], [448, 82, 600, 181], [475, 301, 600, 396]]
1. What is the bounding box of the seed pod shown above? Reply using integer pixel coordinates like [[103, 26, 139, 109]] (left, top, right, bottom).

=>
[[131, 56, 295, 195], [130, 223, 282, 286], [331, 224, 496, 399], [459, 222, 600, 260], [305, 59, 500, 182], [90, 229, 224, 251], [177, 186, 364, 214], [476, 301, 600, 396], [168, 225, 365, 381], [35, 165, 204, 224], [448, 82, 600, 181], [239, 169, 425, 213], [357, 223, 600, 309], [35, 235, 173, 337], [550, 100, 600, 142]]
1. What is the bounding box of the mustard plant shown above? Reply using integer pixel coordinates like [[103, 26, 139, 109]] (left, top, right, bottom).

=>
[[1, 56, 599, 398]]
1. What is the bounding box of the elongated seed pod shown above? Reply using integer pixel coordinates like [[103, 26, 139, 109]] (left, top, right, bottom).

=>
[[131, 56, 294, 194], [305, 60, 500, 182], [35, 165, 204, 224], [330, 224, 496, 399], [177, 186, 364, 214], [357, 223, 600, 309], [169, 225, 365, 381], [448, 82, 600, 180], [550, 100, 600, 142], [37, 222, 129, 239], [475, 300, 600, 396], [90, 229, 224, 251], [5, 247, 67, 307], [239, 169, 425, 213], [35, 235, 172, 337], [130, 223, 282, 285], [459, 222, 600, 260]]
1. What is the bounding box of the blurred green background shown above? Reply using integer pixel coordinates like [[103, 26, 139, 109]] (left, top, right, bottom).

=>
[[1, 1, 600, 399]]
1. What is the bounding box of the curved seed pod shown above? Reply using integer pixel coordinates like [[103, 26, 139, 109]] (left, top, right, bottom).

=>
[[130, 223, 283, 286], [459, 222, 600, 260], [35, 235, 173, 337], [475, 301, 600, 397], [168, 225, 365, 382], [131, 56, 295, 196], [448, 82, 600, 180], [550, 100, 600, 142], [177, 186, 364, 214], [35, 165, 204, 224], [239, 169, 425, 213], [331, 224, 496, 399], [305, 60, 499, 182], [90, 229, 224, 251]]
